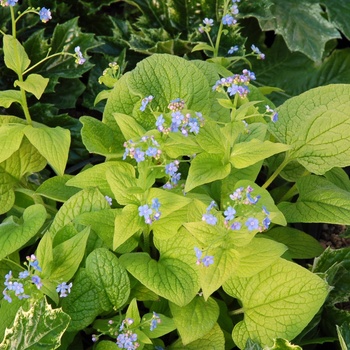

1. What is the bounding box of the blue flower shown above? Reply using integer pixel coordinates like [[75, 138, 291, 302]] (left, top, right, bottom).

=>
[[150, 312, 161, 331], [74, 46, 86, 65], [31, 275, 42, 289], [262, 217, 271, 230], [12, 281, 24, 295], [194, 247, 202, 260], [171, 172, 181, 184], [56, 282, 72, 297], [28, 255, 42, 272], [246, 192, 261, 204], [4, 0, 18, 6], [165, 161, 179, 176], [156, 114, 165, 131], [105, 195, 113, 206], [145, 147, 158, 157], [140, 95, 154, 111], [189, 120, 200, 134], [251, 44, 265, 59], [224, 206, 236, 221], [134, 148, 145, 162], [138, 204, 152, 220], [202, 213, 217, 225], [228, 45, 239, 54], [151, 198, 161, 211], [202, 255, 214, 267], [19, 270, 29, 279], [3, 291, 12, 303], [171, 111, 184, 126], [222, 14, 236, 26], [230, 221, 242, 230], [245, 217, 259, 231], [39, 7, 52, 23], [203, 18, 214, 26]]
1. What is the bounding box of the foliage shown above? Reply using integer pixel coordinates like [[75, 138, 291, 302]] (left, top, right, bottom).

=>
[[1, 0, 350, 350]]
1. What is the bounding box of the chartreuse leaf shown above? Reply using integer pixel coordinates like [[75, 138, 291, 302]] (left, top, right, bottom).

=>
[[0, 204, 46, 261], [269, 84, 350, 175], [3, 35, 30, 75], [24, 125, 70, 176], [141, 313, 176, 338], [0, 137, 46, 215], [278, 175, 350, 224], [169, 323, 225, 349], [114, 204, 144, 250], [0, 90, 22, 108], [230, 140, 291, 169], [169, 297, 219, 345], [120, 252, 199, 307], [61, 268, 102, 332], [49, 227, 90, 282], [106, 162, 141, 205], [48, 187, 110, 237], [85, 248, 130, 311], [80, 116, 123, 157], [264, 227, 324, 259], [269, 338, 302, 350], [114, 112, 147, 141], [0, 297, 70, 350], [0, 124, 25, 163], [15, 74, 49, 100], [95, 341, 119, 350], [185, 153, 231, 192], [223, 258, 329, 349], [36, 175, 80, 202], [163, 133, 202, 158]]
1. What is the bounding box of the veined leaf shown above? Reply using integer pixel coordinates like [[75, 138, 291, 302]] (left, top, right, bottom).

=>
[[15, 74, 49, 100], [3, 35, 30, 75], [0, 124, 25, 163], [0, 90, 22, 108]]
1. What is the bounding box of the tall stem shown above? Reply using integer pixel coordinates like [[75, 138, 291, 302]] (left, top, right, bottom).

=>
[[213, 0, 230, 57], [262, 156, 290, 189]]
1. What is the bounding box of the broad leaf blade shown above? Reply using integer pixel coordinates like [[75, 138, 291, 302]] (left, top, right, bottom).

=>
[[3, 35, 30, 75], [15, 74, 49, 100]]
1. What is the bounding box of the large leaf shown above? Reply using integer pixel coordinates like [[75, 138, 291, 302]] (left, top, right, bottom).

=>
[[0, 204, 46, 261], [269, 84, 350, 174], [3, 35, 31, 75], [169, 297, 219, 345], [0, 297, 70, 350], [85, 248, 130, 311], [223, 258, 329, 349], [278, 175, 350, 224], [0, 124, 25, 163], [120, 252, 199, 307]]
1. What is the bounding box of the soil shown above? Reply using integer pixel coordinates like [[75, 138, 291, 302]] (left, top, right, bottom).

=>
[[319, 224, 350, 249]]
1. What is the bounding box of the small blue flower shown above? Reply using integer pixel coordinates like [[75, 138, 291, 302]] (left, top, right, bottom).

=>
[[202, 213, 217, 225], [18, 270, 29, 279], [194, 247, 202, 260], [165, 161, 179, 176], [74, 46, 86, 65], [228, 45, 239, 54], [262, 217, 271, 230], [3, 291, 12, 303], [245, 217, 259, 231], [171, 172, 181, 184], [29, 258, 42, 272], [39, 7, 52, 23], [189, 120, 200, 134], [203, 18, 214, 26], [31, 275, 42, 289], [224, 206, 236, 221], [222, 14, 236, 26], [150, 312, 161, 331], [171, 111, 184, 126], [230, 221, 242, 230], [262, 206, 270, 216], [145, 147, 158, 157], [140, 95, 154, 111], [5, 0, 18, 6], [12, 282, 24, 295], [138, 204, 152, 220], [134, 148, 145, 162], [246, 192, 261, 204], [156, 114, 165, 131], [151, 198, 161, 211], [202, 255, 214, 267], [105, 195, 113, 206], [56, 282, 72, 297]]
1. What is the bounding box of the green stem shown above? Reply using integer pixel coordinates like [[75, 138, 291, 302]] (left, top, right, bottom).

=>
[[23, 52, 75, 75], [10, 7, 16, 38], [143, 226, 151, 254], [279, 183, 298, 203], [262, 156, 290, 189], [213, 0, 230, 57], [229, 307, 244, 315]]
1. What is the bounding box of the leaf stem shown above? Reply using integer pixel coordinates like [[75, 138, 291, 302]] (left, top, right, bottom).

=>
[[213, 0, 230, 57], [229, 307, 244, 315], [262, 156, 290, 189]]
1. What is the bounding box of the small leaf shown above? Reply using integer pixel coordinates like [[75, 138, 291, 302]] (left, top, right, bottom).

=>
[[0, 90, 22, 108], [0, 204, 46, 261], [230, 139, 291, 169], [0, 124, 25, 163], [223, 258, 329, 348], [15, 74, 49, 100], [3, 35, 31, 75], [185, 153, 231, 192], [24, 125, 70, 176], [114, 112, 147, 141], [191, 43, 215, 52], [0, 297, 70, 349], [170, 297, 219, 345]]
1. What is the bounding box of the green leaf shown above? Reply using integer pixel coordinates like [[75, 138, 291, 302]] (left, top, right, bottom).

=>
[[0, 90, 22, 108], [36, 175, 81, 202], [278, 175, 350, 224], [230, 139, 291, 169], [163, 133, 202, 158], [114, 112, 147, 141], [191, 43, 215, 53], [223, 258, 329, 349], [337, 323, 350, 350], [264, 1, 340, 61], [50, 227, 90, 282], [0, 297, 70, 350], [322, 0, 350, 40], [169, 323, 225, 349], [15, 74, 49, 100], [185, 153, 231, 192], [85, 248, 130, 311], [0, 204, 46, 261], [264, 227, 324, 259], [95, 341, 119, 350], [269, 84, 350, 174], [3, 35, 31, 75], [113, 205, 144, 250], [24, 125, 70, 176], [48, 187, 110, 237], [80, 116, 123, 157], [120, 252, 199, 306], [61, 268, 102, 332], [0, 124, 25, 163], [141, 313, 176, 338], [268, 338, 302, 350], [324, 167, 350, 192], [170, 297, 219, 345]]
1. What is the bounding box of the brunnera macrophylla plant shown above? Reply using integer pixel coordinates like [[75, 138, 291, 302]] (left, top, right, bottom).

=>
[[0, 0, 87, 214]]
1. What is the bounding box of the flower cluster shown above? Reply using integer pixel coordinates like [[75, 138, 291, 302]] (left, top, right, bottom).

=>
[[140, 95, 154, 112], [2, 255, 72, 303], [123, 135, 161, 163], [265, 105, 278, 123], [194, 247, 214, 267], [202, 201, 218, 225], [251, 44, 265, 60], [222, 0, 240, 27], [167, 98, 185, 111], [163, 160, 181, 189], [74, 46, 86, 65], [138, 198, 161, 224], [0, 0, 18, 6], [212, 69, 256, 99], [150, 312, 161, 331], [198, 17, 214, 34], [117, 318, 139, 349]]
